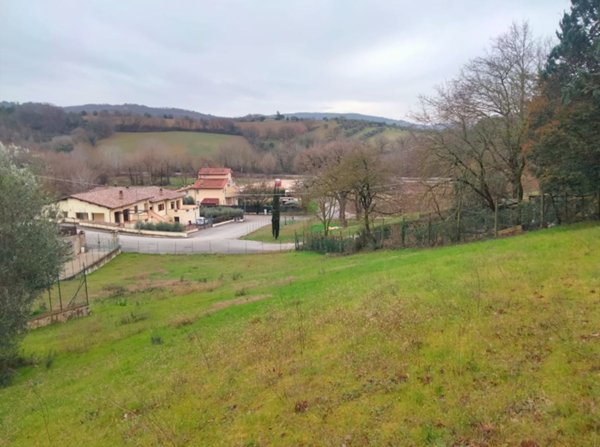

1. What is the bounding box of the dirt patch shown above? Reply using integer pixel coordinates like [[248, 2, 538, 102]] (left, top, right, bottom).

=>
[[98, 279, 222, 300], [209, 294, 270, 312], [273, 276, 296, 286], [130, 279, 221, 295], [170, 295, 271, 328]]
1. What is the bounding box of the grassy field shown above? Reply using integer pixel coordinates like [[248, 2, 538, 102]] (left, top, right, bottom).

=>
[[97, 131, 248, 158], [242, 217, 320, 243], [243, 216, 408, 243], [1, 224, 599, 446]]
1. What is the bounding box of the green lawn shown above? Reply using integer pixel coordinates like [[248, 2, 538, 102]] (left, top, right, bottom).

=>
[[243, 216, 408, 243], [97, 131, 249, 158], [242, 217, 317, 243], [1, 224, 599, 446]]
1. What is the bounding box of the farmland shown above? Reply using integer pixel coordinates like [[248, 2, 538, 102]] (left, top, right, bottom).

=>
[[1, 224, 599, 446], [96, 131, 249, 159]]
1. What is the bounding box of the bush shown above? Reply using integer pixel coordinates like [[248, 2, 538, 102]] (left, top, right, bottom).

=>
[[200, 206, 243, 222], [182, 195, 195, 205], [135, 222, 184, 232]]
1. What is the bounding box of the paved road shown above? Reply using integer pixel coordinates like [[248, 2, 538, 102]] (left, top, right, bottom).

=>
[[82, 215, 296, 254]]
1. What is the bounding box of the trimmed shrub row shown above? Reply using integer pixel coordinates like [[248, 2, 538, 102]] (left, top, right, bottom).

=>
[[135, 221, 185, 232], [200, 207, 243, 220]]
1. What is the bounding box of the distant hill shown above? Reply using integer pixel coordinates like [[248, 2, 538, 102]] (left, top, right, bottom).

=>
[[63, 103, 218, 120], [60, 104, 422, 128], [283, 112, 419, 128]]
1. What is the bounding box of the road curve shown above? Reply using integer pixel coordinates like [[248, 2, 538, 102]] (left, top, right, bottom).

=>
[[81, 215, 296, 254]]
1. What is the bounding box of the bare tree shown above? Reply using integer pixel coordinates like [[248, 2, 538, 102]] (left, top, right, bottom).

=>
[[296, 139, 358, 227], [417, 22, 545, 209], [345, 144, 390, 242]]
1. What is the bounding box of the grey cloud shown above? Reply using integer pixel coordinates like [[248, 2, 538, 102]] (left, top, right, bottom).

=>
[[0, 0, 570, 119]]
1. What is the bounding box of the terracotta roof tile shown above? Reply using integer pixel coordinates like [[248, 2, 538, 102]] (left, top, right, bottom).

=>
[[69, 186, 183, 209], [198, 167, 232, 176], [189, 178, 228, 189]]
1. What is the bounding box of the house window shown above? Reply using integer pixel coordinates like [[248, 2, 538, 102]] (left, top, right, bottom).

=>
[[174, 217, 180, 223], [158, 204, 165, 211], [134, 205, 138, 213], [170, 201, 175, 209], [76, 212, 88, 220]]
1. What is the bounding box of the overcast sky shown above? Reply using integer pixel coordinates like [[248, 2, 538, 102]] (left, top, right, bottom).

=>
[[0, 0, 570, 119]]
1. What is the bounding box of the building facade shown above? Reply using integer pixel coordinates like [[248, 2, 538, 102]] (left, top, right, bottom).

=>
[[181, 167, 238, 206], [57, 186, 198, 227]]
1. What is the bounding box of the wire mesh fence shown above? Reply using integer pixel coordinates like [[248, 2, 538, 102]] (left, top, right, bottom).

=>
[[30, 265, 91, 326], [296, 194, 599, 254], [61, 237, 121, 279], [119, 238, 294, 254]]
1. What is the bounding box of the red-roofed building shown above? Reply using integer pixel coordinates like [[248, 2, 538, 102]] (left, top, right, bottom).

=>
[[57, 186, 199, 227], [181, 167, 238, 206], [198, 167, 232, 177]]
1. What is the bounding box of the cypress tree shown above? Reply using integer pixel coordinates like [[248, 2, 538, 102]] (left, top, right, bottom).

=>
[[272, 188, 280, 239]]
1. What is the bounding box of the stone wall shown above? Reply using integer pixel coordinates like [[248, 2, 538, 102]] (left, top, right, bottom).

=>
[[27, 304, 90, 330]]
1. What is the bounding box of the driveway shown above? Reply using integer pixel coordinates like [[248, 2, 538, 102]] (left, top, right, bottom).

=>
[[81, 215, 296, 254]]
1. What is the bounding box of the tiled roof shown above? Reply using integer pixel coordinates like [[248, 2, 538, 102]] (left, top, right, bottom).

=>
[[189, 178, 228, 190], [144, 186, 185, 203], [200, 198, 220, 205], [198, 167, 232, 176], [68, 186, 183, 209]]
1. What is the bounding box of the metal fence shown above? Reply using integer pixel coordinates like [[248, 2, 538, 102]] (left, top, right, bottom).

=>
[[296, 194, 599, 254], [120, 238, 294, 255], [62, 238, 121, 280]]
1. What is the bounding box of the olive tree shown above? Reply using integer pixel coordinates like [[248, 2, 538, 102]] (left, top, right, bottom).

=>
[[0, 146, 66, 385]]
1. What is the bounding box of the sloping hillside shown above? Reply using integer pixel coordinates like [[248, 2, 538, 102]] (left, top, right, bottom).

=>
[[96, 131, 249, 158], [1, 224, 598, 446]]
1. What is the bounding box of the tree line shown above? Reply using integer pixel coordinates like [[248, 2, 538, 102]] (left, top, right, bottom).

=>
[[299, 1, 599, 244]]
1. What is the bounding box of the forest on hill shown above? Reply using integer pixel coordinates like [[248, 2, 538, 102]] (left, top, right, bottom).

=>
[[1, 2, 598, 222]]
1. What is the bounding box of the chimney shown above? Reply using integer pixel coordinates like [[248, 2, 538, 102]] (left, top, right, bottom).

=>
[[119, 190, 124, 199]]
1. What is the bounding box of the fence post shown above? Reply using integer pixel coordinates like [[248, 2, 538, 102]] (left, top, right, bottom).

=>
[[456, 206, 462, 242], [428, 216, 432, 246], [401, 218, 406, 247], [83, 265, 89, 305], [57, 276, 63, 311], [494, 201, 499, 238], [540, 191, 545, 228]]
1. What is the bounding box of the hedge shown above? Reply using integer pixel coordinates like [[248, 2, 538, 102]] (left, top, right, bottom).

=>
[[135, 221, 185, 232], [200, 206, 243, 220]]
